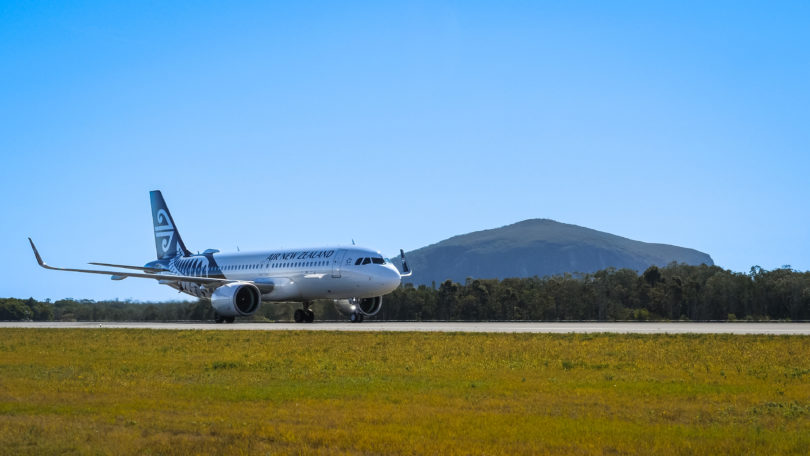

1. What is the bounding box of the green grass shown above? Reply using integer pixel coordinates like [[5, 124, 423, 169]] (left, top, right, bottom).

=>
[[1, 330, 809, 455]]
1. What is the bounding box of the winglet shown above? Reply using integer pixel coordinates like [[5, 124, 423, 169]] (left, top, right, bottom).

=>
[[399, 249, 412, 277], [28, 238, 47, 268]]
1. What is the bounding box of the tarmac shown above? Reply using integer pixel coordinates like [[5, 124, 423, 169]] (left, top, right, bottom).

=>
[[3, 321, 810, 334]]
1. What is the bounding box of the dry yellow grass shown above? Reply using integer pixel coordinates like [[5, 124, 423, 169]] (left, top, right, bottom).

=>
[[1, 329, 809, 455]]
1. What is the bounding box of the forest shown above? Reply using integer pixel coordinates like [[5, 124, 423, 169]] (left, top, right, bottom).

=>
[[2, 263, 810, 322]]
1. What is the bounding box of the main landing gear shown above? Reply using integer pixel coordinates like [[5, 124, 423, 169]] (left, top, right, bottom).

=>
[[293, 302, 315, 323], [214, 313, 235, 324]]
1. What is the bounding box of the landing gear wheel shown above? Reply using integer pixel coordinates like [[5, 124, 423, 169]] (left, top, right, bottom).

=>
[[215, 313, 225, 324], [350, 312, 364, 323], [294, 309, 305, 323], [304, 309, 315, 323], [225, 316, 235, 323]]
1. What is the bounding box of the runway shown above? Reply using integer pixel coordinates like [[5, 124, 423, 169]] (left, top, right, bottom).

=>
[[2, 321, 810, 334]]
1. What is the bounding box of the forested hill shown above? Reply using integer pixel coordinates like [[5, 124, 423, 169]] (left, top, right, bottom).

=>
[[396, 219, 714, 286]]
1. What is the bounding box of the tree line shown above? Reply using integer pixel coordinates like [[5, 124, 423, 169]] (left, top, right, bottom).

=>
[[380, 263, 810, 321], [3, 263, 810, 322]]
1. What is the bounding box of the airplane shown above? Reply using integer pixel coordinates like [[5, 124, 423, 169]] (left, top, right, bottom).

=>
[[28, 190, 411, 323]]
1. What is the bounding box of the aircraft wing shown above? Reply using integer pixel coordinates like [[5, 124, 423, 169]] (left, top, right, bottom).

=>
[[28, 238, 232, 285]]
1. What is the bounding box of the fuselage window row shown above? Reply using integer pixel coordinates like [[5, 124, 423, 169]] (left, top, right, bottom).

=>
[[217, 260, 338, 273]]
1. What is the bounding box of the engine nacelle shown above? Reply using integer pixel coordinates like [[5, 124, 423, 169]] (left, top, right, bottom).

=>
[[211, 282, 261, 317], [333, 296, 383, 321]]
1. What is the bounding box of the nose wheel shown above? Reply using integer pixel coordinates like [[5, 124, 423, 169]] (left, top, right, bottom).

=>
[[350, 312, 364, 323]]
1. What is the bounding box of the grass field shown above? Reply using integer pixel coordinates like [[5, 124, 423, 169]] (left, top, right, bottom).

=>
[[1, 330, 809, 455]]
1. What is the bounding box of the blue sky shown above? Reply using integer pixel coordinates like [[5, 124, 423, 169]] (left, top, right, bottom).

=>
[[2, 1, 808, 301]]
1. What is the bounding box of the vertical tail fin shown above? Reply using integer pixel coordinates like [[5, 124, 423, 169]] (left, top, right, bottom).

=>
[[150, 190, 190, 260]]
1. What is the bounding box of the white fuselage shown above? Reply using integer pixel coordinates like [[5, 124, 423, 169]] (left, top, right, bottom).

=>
[[165, 246, 402, 302]]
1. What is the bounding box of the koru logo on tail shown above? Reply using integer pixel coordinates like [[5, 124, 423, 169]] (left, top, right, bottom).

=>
[[154, 208, 175, 254]]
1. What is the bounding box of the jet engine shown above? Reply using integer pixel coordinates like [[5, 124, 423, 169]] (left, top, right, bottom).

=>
[[211, 282, 261, 319], [333, 296, 383, 323]]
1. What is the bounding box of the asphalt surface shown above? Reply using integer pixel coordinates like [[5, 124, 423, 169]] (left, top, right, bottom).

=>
[[2, 321, 810, 334]]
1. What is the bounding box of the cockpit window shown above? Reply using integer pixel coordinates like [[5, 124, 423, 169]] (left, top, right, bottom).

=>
[[371, 257, 384, 264], [355, 258, 363, 265], [362, 257, 371, 265]]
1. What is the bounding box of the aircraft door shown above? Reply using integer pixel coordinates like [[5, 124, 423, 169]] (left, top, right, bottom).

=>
[[331, 249, 347, 278]]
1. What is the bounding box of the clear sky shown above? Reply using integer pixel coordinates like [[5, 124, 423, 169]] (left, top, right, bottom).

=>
[[2, 1, 808, 301]]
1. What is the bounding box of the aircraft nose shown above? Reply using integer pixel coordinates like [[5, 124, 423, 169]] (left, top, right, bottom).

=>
[[383, 266, 402, 289]]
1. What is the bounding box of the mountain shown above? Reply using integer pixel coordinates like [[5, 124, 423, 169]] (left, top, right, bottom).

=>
[[395, 219, 714, 286]]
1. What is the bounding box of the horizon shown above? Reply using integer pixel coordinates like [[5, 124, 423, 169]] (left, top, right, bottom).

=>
[[2, 2, 808, 301]]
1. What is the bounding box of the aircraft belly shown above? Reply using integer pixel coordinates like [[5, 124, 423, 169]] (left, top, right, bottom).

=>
[[319, 275, 364, 299], [263, 275, 357, 301]]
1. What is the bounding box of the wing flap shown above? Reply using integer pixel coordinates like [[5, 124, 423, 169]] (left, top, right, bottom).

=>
[[88, 262, 165, 273]]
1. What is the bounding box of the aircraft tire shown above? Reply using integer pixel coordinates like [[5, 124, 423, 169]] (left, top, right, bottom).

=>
[[214, 313, 225, 324], [225, 316, 235, 323], [294, 309, 305, 323], [304, 310, 314, 323]]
